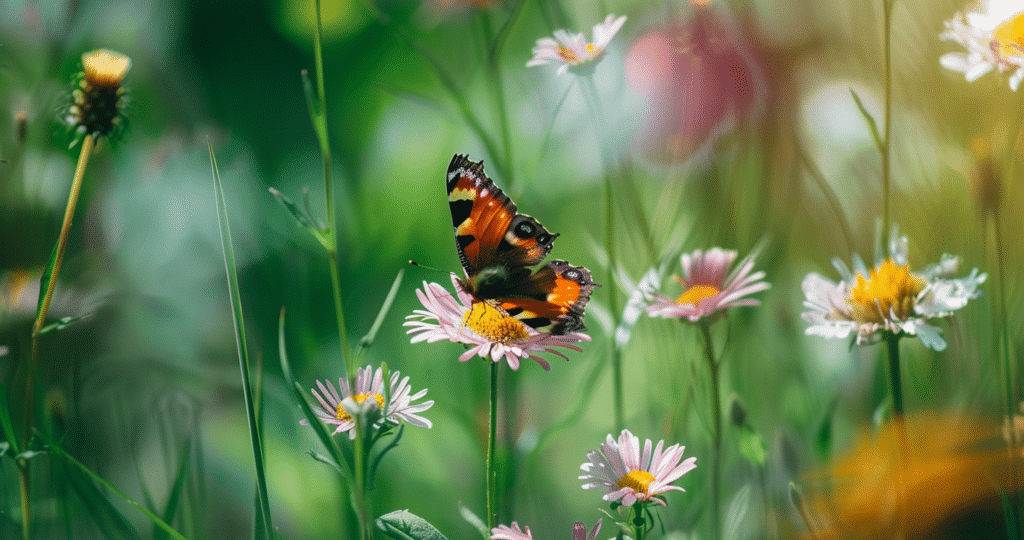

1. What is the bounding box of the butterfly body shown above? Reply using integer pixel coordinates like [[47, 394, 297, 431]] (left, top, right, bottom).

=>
[[446, 154, 596, 334]]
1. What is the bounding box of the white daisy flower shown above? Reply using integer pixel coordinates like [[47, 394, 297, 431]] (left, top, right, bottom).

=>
[[404, 275, 590, 371], [526, 14, 627, 75], [580, 429, 697, 507], [941, 0, 1024, 90], [802, 234, 986, 351], [301, 365, 434, 439], [646, 247, 769, 322]]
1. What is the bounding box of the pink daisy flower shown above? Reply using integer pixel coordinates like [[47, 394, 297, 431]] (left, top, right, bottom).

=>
[[526, 14, 627, 75], [491, 519, 602, 540], [301, 365, 433, 439], [404, 274, 590, 371], [580, 429, 697, 507], [646, 247, 769, 322]]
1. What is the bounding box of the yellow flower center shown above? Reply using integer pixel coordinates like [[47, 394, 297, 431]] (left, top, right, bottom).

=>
[[557, 46, 579, 63], [675, 284, 721, 306], [993, 11, 1024, 58], [847, 259, 926, 324], [335, 393, 385, 423], [463, 301, 530, 343], [82, 49, 132, 87], [617, 469, 656, 495]]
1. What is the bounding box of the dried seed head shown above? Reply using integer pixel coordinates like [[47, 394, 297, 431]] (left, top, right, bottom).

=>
[[66, 49, 131, 141], [15, 111, 27, 144]]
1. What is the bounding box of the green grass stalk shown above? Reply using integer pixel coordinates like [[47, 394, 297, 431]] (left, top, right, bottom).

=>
[[210, 143, 275, 540], [22, 132, 96, 540], [993, 212, 1021, 539], [486, 361, 499, 531], [880, 0, 894, 251], [699, 322, 721, 540]]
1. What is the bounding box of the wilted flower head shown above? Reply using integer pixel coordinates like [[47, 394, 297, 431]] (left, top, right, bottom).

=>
[[301, 365, 433, 439], [802, 232, 986, 351], [580, 429, 697, 507], [941, 0, 1024, 90], [404, 275, 590, 371], [65, 49, 131, 140], [491, 519, 602, 540], [647, 247, 769, 323], [526, 14, 627, 76], [625, 2, 764, 162]]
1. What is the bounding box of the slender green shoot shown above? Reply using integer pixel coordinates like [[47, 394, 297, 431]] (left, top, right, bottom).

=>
[[209, 142, 275, 540]]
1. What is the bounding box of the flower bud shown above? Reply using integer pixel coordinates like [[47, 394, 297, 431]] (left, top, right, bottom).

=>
[[65, 49, 131, 141]]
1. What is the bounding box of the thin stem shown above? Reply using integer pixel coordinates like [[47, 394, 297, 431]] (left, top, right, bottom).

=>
[[22, 132, 96, 540], [700, 322, 721, 540], [886, 334, 903, 417], [880, 0, 893, 249], [579, 75, 622, 431], [486, 361, 499, 530], [632, 503, 646, 540], [993, 212, 1021, 538]]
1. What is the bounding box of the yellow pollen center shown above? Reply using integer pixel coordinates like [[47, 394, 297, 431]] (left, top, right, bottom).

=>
[[847, 259, 926, 324], [557, 46, 579, 63], [993, 11, 1024, 58], [462, 301, 530, 343], [335, 393, 385, 423], [585, 43, 597, 53], [676, 284, 721, 305], [617, 470, 656, 495]]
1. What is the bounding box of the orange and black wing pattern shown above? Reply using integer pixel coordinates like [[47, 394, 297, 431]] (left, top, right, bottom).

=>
[[499, 260, 597, 334], [446, 154, 556, 278]]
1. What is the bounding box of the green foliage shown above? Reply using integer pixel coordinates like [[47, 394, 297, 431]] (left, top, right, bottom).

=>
[[376, 510, 451, 540]]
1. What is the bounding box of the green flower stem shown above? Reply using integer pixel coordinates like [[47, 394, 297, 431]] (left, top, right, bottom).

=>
[[632, 503, 646, 540], [699, 322, 721, 540], [886, 334, 903, 417], [487, 361, 499, 530], [22, 132, 96, 540], [579, 75, 623, 432], [993, 212, 1021, 538], [885, 333, 908, 536], [880, 0, 894, 250]]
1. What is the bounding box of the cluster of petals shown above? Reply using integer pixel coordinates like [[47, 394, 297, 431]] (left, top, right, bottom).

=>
[[801, 235, 986, 351], [404, 274, 590, 371], [491, 519, 601, 540], [526, 14, 627, 75], [941, 0, 1024, 90], [646, 247, 769, 322], [580, 429, 697, 507], [301, 365, 433, 439]]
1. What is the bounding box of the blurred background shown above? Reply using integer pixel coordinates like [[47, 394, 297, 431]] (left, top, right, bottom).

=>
[[1, 0, 1022, 538]]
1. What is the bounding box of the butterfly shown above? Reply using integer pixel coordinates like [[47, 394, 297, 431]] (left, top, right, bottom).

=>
[[445, 154, 597, 335]]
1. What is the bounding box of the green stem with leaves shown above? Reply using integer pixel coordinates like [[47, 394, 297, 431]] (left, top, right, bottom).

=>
[[21, 132, 96, 540], [699, 322, 721, 540]]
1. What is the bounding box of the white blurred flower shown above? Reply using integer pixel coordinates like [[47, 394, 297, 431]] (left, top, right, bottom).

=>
[[941, 0, 1024, 90], [527, 14, 627, 75]]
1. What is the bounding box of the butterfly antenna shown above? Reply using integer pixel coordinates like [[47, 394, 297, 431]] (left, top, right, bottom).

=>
[[408, 260, 449, 275]]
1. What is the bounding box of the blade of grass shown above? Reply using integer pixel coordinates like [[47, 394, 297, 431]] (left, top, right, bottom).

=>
[[154, 439, 193, 540], [56, 444, 188, 540], [278, 308, 348, 477], [0, 382, 20, 455], [209, 142, 275, 540], [354, 269, 404, 364]]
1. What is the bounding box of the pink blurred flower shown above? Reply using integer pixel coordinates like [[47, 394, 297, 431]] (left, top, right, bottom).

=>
[[647, 247, 769, 322], [625, 3, 764, 162], [580, 429, 697, 507]]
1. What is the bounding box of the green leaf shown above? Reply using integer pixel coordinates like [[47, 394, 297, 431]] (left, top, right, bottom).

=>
[[376, 510, 450, 540], [457, 502, 489, 540], [300, 70, 329, 154], [39, 314, 91, 335], [0, 381, 20, 455], [210, 142, 275, 540], [849, 88, 884, 151], [355, 269, 404, 363], [35, 242, 59, 316], [268, 187, 329, 247], [738, 425, 766, 466]]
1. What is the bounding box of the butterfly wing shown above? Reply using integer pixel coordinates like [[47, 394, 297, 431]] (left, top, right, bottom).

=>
[[446, 154, 557, 280], [499, 260, 597, 334]]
